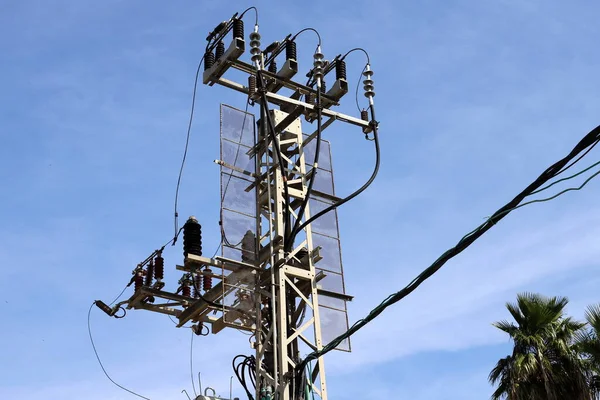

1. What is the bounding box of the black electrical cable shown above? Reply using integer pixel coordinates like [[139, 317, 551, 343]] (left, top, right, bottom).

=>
[[239, 6, 259, 25], [190, 330, 198, 398], [233, 355, 255, 400], [256, 70, 292, 241], [557, 137, 600, 175], [291, 27, 322, 46], [297, 123, 600, 374], [286, 79, 323, 251], [294, 103, 380, 236], [174, 55, 205, 243], [88, 303, 151, 400]]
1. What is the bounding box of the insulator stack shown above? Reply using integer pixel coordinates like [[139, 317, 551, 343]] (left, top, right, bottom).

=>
[[336, 59, 347, 81], [183, 216, 203, 257], [154, 254, 164, 280], [286, 40, 297, 61], [203, 268, 213, 291], [204, 51, 215, 71], [249, 26, 262, 66], [134, 273, 143, 292], [320, 81, 327, 95], [215, 41, 225, 60], [182, 282, 191, 298], [313, 46, 324, 85], [194, 274, 203, 297], [305, 92, 314, 105], [268, 60, 277, 74], [363, 64, 375, 99], [248, 75, 257, 97], [361, 109, 369, 122], [233, 18, 244, 41], [145, 260, 154, 287]]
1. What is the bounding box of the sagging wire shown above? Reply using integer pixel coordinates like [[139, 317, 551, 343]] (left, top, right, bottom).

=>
[[339, 48, 371, 113], [190, 330, 198, 398], [88, 302, 151, 400], [297, 125, 600, 374], [290, 27, 322, 46], [174, 54, 206, 245], [239, 6, 259, 25], [294, 103, 380, 236]]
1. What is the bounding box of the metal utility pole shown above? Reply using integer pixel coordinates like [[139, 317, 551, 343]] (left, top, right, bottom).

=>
[[95, 9, 376, 400]]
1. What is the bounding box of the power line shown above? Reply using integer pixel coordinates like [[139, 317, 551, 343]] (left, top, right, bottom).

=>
[[174, 55, 205, 243], [88, 303, 151, 400], [294, 104, 381, 235], [190, 330, 198, 398], [298, 124, 600, 373]]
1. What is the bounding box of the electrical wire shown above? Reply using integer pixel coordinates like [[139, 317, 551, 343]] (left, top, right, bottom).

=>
[[190, 330, 198, 398], [290, 27, 322, 46], [174, 55, 205, 243], [256, 70, 292, 240], [239, 6, 259, 25], [556, 137, 599, 175], [294, 104, 381, 236], [530, 159, 600, 196], [297, 123, 600, 374], [339, 48, 371, 113], [88, 303, 151, 400], [355, 64, 368, 113], [285, 75, 323, 251]]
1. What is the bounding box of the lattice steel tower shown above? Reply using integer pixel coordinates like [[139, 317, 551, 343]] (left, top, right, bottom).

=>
[[95, 9, 377, 400]]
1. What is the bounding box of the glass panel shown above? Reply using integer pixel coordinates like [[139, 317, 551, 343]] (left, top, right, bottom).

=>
[[312, 233, 341, 273], [221, 173, 255, 217], [221, 209, 255, 250], [221, 139, 254, 179], [221, 105, 255, 147], [319, 306, 350, 351], [308, 198, 339, 238], [303, 137, 332, 172], [316, 269, 344, 294], [319, 294, 346, 311], [312, 168, 334, 196]]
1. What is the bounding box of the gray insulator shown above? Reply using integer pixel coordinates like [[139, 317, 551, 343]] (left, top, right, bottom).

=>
[[363, 66, 375, 98], [313, 48, 324, 83], [249, 31, 262, 64]]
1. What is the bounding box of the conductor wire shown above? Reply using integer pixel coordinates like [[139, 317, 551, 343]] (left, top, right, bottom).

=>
[[88, 303, 151, 400]]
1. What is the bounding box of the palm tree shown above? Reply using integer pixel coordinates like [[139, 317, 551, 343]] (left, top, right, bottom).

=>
[[576, 304, 600, 398], [489, 293, 590, 400]]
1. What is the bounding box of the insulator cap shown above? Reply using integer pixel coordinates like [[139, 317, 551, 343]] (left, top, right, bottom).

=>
[[215, 41, 225, 60], [154, 254, 164, 280], [268, 60, 277, 74], [144, 260, 154, 287], [248, 75, 257, 96], [203, 268, 213, 291], [335, 59, 347, 81], [286, 40, 297, 61], [313, 47, 325, 83], [363, 64, 375, 98], [233, 18, 244, 40], [183, 216, 203, 257], [361, 109, 369, 122], [204, 51, 215, 71], [249, 29, 262, 65]]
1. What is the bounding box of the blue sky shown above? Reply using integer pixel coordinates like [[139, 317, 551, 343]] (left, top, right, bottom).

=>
[[1, 1, 600, 399]]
